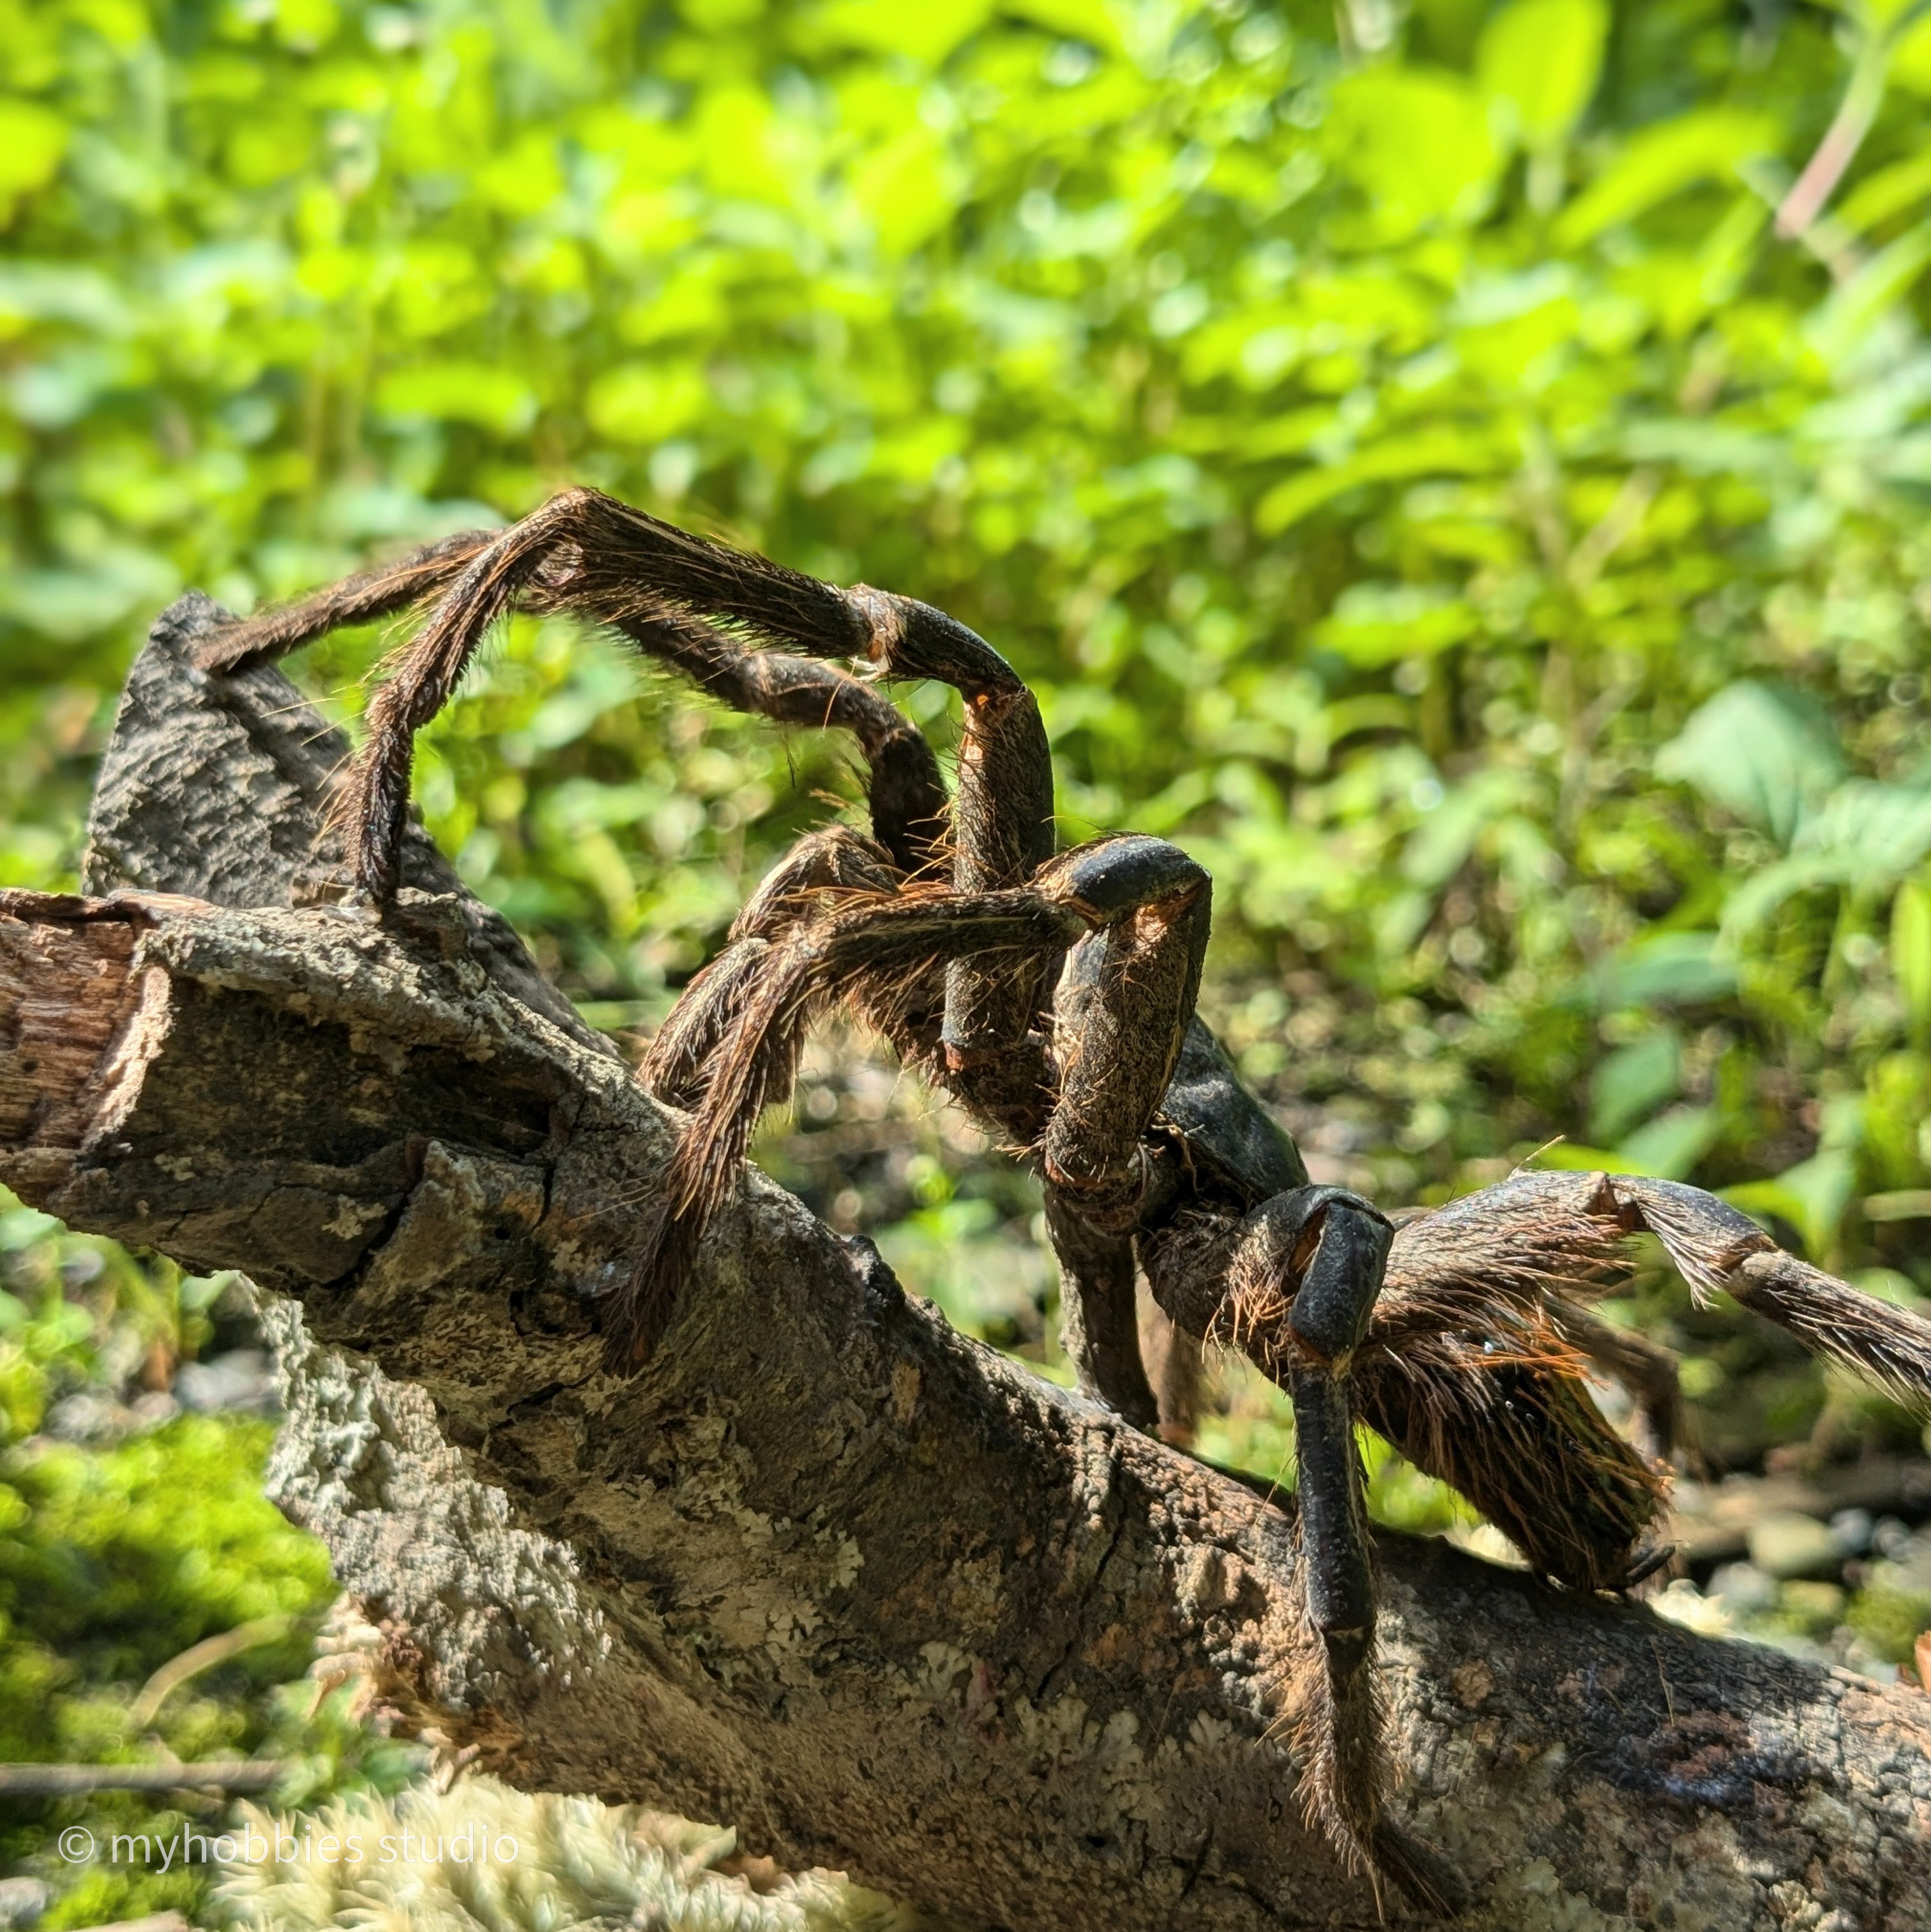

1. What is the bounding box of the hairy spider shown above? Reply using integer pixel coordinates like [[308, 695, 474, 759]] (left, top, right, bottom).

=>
[[201, 488, 1931, 1913]]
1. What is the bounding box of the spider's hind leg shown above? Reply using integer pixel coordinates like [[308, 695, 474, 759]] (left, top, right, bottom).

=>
[[1610, 1174, 1931, 1413], [1549, 1292, 1688, 1468]]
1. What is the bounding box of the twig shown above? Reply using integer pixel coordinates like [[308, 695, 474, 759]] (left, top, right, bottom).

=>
[[0, 1761, 293, 1797], [130, 1615, 296, 1728], [1776, 4, 1930, 243], [71, 1917, 193, 1932]]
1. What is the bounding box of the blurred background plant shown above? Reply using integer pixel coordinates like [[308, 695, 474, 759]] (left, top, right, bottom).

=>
[[8, 0, 1931, 1918]]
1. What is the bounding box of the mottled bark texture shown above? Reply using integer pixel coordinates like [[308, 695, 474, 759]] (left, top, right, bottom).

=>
[[3, 596, 1930, 1931]]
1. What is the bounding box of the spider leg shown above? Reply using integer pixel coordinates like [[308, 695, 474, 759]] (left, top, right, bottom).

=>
[[591, 607, 946, 876], [1409, 1169, 1931, 1415], [228, 492, 1027, 1079], [1035, 836, 1211, 1414], [1223, 1191, 1461, 1915], [841, 591, 1058, 1137], [1608, 1174, 1931, 1409], [1344, 1161, 1931, 1594], [1547, 1292, 1686, 1467], [1041, 838, 1211, 1203], [192, 528, 499, 670], [607, 882, 1089, 1366], [1044, 1198, 1158, 1431], [640, 826, 907, 1110], [201, 489, 930, 901], [658, 531, 1059, 1123], [1351, 1186, 1676, 1590], [617, 833, 1211, 1370], [1141, 1297, 1202, 1447]]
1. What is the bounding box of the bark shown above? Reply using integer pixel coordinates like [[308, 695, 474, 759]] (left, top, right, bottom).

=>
[[4, 596, 1930, 1931]]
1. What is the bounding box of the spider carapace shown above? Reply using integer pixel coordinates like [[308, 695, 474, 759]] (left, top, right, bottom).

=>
[[200, 487, 1931, 1913]]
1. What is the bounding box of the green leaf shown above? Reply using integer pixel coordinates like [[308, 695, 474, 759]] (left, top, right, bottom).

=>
[[1327, 68, 1504, 232], [1726, 1149, 1859, 1262], [1529, 1141, 1667, 1177], [1314, 582, 1479, 668], [585, 363, 709, 443], [1596, 933, 1739, 1011], [1402, 770, 1533, 889], [1798, 781, 1931, 873], [1617, 1104, 1719, 1181], [1255, 428, 1497, 533], [1476, 0, 1609, 151], [799, 0, 993, 63], [0, 100, 68, 203], [1590, 1029, 1681, 1143], [1836, 149, 1931, 234], [1892, 8, 1931, 93], [1554, 109, 1779, 245], [1655, 682, 1846, 847], [373, 363, 540, 436], [1810, 220, 1931, 367], [1894, 879, 1931, 1027], [1720, 782, 1931, 933]]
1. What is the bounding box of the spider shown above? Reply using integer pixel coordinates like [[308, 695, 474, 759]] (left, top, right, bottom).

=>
[[199, 487, 1931, 1913]]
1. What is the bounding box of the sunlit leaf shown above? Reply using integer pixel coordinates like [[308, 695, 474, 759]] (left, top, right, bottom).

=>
[[1811, 221, 1931, 366], [0, 100, 68, 204], [1554, 109, 1779, 245], [373, 363, 540, 435], [1895, 879, 1931, 1028], [1656, 682, 1845, 847], [1476, 0, 1609, 151], [1255, 428, 1497, 532], [1326, 68, 1503, 233], [585, 363, 709, 443], [1315, 582, 1479, 668], [1836, 151, 1931, 234], [799, 0, 993, 64], [1618, 1104, 1719, 1182]]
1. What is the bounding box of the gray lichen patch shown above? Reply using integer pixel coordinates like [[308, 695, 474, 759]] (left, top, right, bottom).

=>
[[264, 1296, 610, 1719]]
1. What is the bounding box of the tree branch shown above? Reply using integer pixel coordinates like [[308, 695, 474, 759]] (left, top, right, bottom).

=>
[[3, 598, 1928, 1929]]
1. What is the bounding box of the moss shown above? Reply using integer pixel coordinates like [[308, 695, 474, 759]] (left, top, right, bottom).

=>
[[1844, 1580, 1931, 1666]]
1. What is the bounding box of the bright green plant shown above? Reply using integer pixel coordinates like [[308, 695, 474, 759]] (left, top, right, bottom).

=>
[[0, 1204, 414, 1927]]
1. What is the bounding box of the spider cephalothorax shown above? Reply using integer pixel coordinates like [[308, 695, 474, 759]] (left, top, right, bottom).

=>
[[201, 488, 1931, 1913]]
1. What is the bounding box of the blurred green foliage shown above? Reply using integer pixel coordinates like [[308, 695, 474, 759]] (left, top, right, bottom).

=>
[[0, 1205, 415, 1925]]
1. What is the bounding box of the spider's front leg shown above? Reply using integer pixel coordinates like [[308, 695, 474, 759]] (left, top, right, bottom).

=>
[[199, 489, 950, 903], [1036, 846, 1458, 1908], [1033, 836, 1212, 1426]]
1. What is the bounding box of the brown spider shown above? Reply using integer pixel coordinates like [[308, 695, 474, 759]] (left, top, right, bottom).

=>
[[200, 487, 1931, 1914]]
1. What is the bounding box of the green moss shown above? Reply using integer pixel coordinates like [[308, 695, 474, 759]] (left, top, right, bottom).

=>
[[1845, 1580, 1931, 1666], [0, 1215, 393, 1926]]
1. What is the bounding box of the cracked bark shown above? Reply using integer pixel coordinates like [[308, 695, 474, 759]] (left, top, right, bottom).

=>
[[3, 596, 1930, 1931]]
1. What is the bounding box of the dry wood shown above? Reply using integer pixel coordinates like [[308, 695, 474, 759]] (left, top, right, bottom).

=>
[[1, 595, 1928, 1929], [0, 1763, 293, 1797]]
